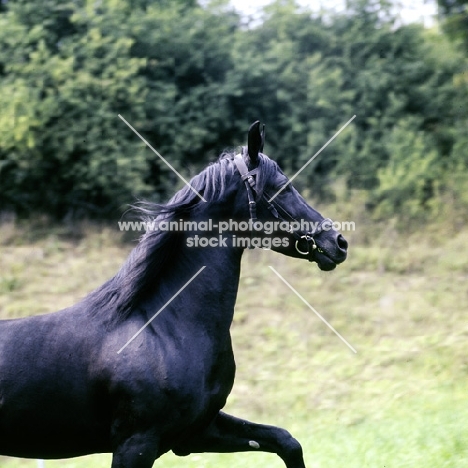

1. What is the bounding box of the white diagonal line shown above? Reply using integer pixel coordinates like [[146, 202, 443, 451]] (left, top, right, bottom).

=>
[[268, 266, 357, 353], [118, 114, 207, 202], [117, 266, 206, 354], [268, 115, 356, 202]]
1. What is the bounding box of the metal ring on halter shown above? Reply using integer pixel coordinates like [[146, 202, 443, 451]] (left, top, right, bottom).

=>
[[295, 235, 316, 255]]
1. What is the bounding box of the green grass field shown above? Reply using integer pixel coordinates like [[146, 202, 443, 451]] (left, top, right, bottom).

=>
[[1, 216, 467, 467]]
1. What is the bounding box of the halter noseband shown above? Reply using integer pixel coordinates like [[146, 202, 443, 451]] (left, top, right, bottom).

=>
[[233, 152, 331, 256]]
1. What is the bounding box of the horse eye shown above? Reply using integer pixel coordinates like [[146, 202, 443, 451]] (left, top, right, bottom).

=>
[[279, 182, 292, 193], [269, 180, 291, 194]]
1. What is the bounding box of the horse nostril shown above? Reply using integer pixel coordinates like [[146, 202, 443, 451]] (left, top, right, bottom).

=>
[[337, 234, 348, 251]]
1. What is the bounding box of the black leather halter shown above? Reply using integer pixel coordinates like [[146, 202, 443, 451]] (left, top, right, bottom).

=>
[[233, 152, 331, 256]]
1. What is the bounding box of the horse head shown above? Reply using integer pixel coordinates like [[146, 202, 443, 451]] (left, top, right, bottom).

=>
[[233, 120, 348, 271]]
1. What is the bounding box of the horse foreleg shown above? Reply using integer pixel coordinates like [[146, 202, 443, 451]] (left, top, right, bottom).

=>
[[172, 411, 306, 468], [110, 433, 159, 468]]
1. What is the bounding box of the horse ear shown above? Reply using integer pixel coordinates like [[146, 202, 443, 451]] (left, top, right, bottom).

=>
[[247, 120, 265, 163]]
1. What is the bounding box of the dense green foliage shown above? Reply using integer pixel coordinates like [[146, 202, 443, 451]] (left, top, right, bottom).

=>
[[438, 0, 468, 48], [0, 0, 467, 220]]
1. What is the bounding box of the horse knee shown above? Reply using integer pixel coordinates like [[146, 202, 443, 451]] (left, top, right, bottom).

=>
[[278, 429, 304, 464]]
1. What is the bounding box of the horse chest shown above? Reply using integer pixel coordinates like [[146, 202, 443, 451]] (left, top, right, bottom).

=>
[[162, 341, 235, 409], [110, 334, 236, 427]]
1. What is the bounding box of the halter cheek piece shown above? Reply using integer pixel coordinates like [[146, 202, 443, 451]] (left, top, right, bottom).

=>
[[233, 152, 332, 256]]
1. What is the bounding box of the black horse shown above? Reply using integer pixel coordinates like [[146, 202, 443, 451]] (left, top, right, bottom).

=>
[[0, 122, 347, 467]]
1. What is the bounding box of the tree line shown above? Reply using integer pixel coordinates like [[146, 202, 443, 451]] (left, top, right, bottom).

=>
[[0, 0, 467, 221]]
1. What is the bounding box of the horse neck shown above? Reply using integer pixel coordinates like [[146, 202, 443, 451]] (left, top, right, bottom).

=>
[[175, 197, 246, 298], [142, 216, 245, 342]]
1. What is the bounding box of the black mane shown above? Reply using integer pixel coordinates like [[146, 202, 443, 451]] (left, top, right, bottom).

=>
[[85, 151, 277, 322]]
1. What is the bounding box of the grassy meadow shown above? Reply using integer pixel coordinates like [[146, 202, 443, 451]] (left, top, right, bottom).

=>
[[0, 209, 467, 468]]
